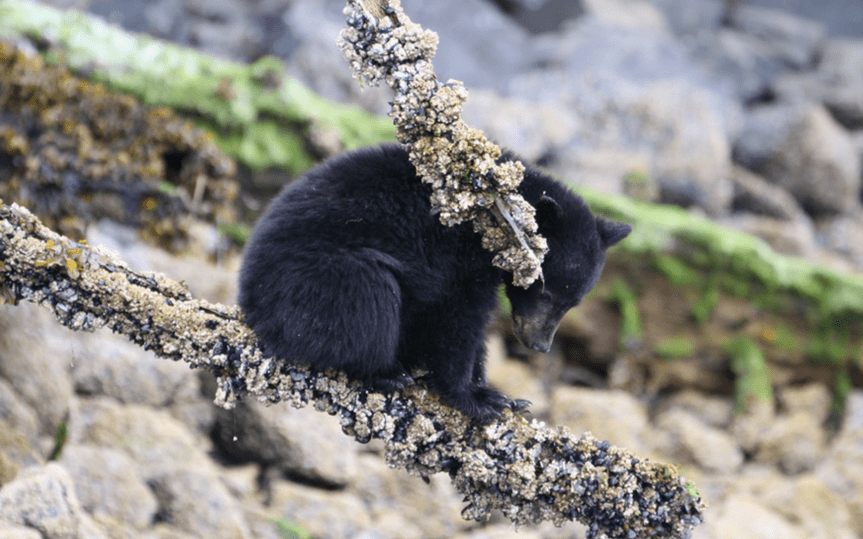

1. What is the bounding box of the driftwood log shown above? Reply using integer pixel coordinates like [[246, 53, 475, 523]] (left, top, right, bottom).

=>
[[0, 200, 704, 538]]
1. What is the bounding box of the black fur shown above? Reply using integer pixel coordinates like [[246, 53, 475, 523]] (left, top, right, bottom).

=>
[[239, 144, 631, 421]]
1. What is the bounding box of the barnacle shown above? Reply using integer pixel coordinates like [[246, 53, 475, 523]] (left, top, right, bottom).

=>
[[0, 39, 239, 250]]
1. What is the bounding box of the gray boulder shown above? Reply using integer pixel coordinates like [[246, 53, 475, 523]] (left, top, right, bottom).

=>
[[550, 387, 649, 452], [819, 38, 863, 129], [148, 468, 251, 539], [212, 401, 358, 487], [652, 407, 744, 473], [731, 5, 825, 70], [0, 304, 74, 435], [59, 445, 158, 531], [0, 463, 108, 539], [733, 103, 861, 215], [816, 391, 863, 536]]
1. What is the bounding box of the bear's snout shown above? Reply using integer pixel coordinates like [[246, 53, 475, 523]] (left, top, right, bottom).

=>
[[511, 306, 563, 353]]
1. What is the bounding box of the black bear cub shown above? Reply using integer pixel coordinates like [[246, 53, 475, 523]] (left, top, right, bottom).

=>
[[239, 144, 631, 421]]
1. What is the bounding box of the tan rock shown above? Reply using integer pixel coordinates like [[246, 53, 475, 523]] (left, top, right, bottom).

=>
[[0, 463, 109, 539], [654, 408, 743, 473], [550, 387, 648, 452]]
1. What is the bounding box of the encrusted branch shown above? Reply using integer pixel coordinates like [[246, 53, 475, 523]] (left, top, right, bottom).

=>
[[338, 0, 548, 288], [0, 201, 705, 538]]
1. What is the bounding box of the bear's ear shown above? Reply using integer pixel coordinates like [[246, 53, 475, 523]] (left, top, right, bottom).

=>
[[536, 195, 563, 232], [597, 217, 632, 248]]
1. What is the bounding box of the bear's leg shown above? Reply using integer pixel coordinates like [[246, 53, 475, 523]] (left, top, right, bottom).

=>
[[261, 249, 409, 391], [401, 291, 520, 421]]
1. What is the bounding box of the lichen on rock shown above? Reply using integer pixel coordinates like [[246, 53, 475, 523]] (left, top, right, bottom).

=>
[[338, 0, 547, 287]]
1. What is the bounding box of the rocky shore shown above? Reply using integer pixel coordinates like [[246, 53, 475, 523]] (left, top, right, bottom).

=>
[[1, 1, 863, 538]]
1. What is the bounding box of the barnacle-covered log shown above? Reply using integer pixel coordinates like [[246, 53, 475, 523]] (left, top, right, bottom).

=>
[[0, 200, 705, 538], [0, 40, 238, 249], [338, 0, 547, 288]]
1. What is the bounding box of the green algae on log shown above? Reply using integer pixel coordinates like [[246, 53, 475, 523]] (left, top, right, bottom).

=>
[[0, 200, 705, 538], [0, 0, 396, 173], [0, 39, 238, 248]]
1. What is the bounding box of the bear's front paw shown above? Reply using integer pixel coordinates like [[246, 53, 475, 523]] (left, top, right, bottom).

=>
[[447, 386, 531, 423]]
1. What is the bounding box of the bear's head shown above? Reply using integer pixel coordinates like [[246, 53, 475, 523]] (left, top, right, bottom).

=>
[[506, 190, 631, 353]]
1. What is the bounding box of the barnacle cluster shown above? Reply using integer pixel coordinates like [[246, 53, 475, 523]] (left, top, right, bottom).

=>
[[338, 0, 547, 287], [0, 39, 238, 250]]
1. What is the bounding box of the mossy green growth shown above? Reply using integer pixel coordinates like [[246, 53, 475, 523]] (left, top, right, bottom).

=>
[[271, 516, 312, 539], [653, 254, 697, 287], [690, 276, 719, 325], [50, 421, 67, 461], [685, 480, 700, 500], [218, 222, 252, 245], [724, 337, 774, 413], [608, 279, 642, 349], [769, 322, 799, 353], [808, 329, 846, 365], [830, 368, 853, 424], [0, 0, 397, 173], [654, 336, 695, 360], [574, 184, 863, 312]]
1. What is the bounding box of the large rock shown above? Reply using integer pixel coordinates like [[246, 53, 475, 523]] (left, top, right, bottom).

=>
[[731, 5, 825, 70], [68, 397, 215, 479], [0, 524, 41, 539], [58, 445, 158, 531], [653, 408, 743, 473], [724, 165, 818, 256], [705, 493, 806, 539], [71, 330, 200, 408], [816, 213, 863, 268], [148, 468, 251, 539], [751, 411, 827, 474], [462, 90, 578, 165], [721, 213, 817, 258], [816, 391, 863, 535], [581, 0, 668, 31], [268, 478, 374, 539], [646, 0, 726, 34], [0, 303, 74, 434], [509, 18, 737, 213], [403, 0, 538, 88], [733, 103, 861, 215], [550, 387, 648, 452], [212, 401, 358, 487], [349, 452, 469, 539], [0, 463, 108, 539], [678, 5, 824, 103], [655, 389, 734, 429], [0, 422, 42, 487], [817, 38, 863, 129], [0, 379, 39, 446], [729, 165, 808, 220], [752, 474, 859, 539]]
